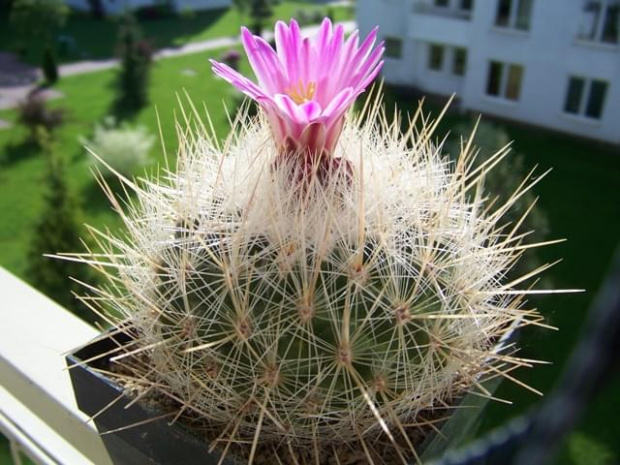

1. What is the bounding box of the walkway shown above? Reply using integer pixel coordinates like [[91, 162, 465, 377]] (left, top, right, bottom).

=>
[[0, 21, 356, 111]]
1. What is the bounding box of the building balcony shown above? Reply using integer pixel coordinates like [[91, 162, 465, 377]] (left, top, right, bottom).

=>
[[0, 267, 113, 465], [410, 2, 472, 46], [412, 1, 473, 20]]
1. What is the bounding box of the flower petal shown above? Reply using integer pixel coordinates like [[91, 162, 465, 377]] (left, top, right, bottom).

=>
[[300, 100, 322, 121], [321, 87, 355, 121], [210, 59, 268, 100]]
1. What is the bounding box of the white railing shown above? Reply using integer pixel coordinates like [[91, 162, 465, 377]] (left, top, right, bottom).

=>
[[0, 267, 113, 465]]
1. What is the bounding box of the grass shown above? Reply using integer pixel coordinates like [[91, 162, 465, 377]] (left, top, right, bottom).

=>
[[0, 1, 353, 66], [1, 41, 619, 465], [0, 48, 243, 277]]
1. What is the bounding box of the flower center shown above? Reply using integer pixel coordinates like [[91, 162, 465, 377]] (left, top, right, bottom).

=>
[[286, 79, 316, 105]]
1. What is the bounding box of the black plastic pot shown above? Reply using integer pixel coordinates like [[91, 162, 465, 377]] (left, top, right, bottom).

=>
[[66, 329, 229, 465], [67, 329, 505, 465]]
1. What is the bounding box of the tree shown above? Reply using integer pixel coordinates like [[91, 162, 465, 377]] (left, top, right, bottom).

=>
[[86, 0, 105, 19], [42, 44, 59, 84], [10, 0, 68, 83], [114, 14, 153, 116], [9, 0, 68, 43], [26, 129, 98, 324], [249, 0, 272, 36], [0, 0, 15, 14], [232, 0, 250, 23]]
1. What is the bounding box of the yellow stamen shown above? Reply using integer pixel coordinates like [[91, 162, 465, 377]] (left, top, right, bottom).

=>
[[285, 79, 316, 104]]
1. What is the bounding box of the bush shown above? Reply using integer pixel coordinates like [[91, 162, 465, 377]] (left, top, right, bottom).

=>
[[18, 92, 65, 140], [220, 49, 241, 71], [81, 117, 155, 177]]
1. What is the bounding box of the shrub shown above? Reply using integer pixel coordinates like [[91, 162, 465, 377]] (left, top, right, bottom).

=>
[[81, 117, 155, 177], [220, 49, 241, 71], [17, 92, 65, 140]]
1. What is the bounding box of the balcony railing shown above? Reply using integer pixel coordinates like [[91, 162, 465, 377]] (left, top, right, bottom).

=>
[[412, 1, 473, 20], [0, 267, 113, 465]]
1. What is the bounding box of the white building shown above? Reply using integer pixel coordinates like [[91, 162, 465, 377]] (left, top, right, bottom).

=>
[[357, 0, 620, 144], [65, 0, 232, 15]]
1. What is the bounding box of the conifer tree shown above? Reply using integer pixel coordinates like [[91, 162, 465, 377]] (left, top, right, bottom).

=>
[[114, 13, 152, 115], [42, 44, 59, 84], [249, 0, 272, 36], [26, 129, 97, 324]]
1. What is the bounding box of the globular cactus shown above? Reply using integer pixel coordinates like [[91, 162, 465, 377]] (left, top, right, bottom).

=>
[[79, 19, 554, 465]]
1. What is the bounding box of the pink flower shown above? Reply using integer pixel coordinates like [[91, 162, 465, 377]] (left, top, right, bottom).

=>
[[210, 19, 384, 157]]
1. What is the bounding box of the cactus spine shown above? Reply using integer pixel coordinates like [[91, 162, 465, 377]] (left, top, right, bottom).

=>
[[76, 95, 552, 464]]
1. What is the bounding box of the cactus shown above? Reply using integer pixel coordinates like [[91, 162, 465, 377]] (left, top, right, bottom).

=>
[[75, 19, 558, 465]]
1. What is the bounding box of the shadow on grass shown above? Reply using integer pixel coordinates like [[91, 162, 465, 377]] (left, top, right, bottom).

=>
[[80, 174, 126, 213], [0, 138, 41, 167]]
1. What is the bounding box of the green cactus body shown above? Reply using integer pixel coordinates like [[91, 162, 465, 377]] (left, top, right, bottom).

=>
[[86, 103, 547, 463]]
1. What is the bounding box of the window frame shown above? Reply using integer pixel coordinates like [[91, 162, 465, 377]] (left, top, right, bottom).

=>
[[428, 43, 445, 71], [452, 47, 468, 76], [581, 0, 620, 44], [494, 0, 534, 31], [384, 37, 403, 59], [563, 76, 609, 120], [486, 60, 525, 101]]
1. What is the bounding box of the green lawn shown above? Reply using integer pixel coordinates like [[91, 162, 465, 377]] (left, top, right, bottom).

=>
[[0, 1, 353, 66], [1, 44, 620, 465]]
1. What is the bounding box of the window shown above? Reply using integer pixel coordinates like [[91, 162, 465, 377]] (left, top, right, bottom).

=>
[[564, 77, 609, 119], [580, 1, 619, 44], [385, 37, 403, 59], [424, 0, 474, 17], [452, 48, 468, 76], [495, 0, 533, 30], [428, 44, 445, 71], [486, 61, 524, 101]]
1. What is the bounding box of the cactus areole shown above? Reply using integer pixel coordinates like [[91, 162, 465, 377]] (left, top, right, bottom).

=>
[[70, 18, 556, 465]]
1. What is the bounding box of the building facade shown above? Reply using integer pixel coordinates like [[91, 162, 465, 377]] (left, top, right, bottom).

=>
[[357, 0, 620, 144], [65, 0, 232, 15]]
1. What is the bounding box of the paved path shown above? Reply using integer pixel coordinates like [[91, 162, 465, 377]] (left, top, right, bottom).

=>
[[0, 21, 356, 112]]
